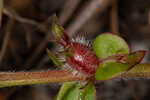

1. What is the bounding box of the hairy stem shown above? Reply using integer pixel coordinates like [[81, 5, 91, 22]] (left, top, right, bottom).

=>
[[122, 64, 150, 78], [0, 64, 150, 88], [0, 70, 83, 88]]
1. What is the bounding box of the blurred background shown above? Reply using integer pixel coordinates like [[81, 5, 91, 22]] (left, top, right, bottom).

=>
[[1, 0, 150, 100]]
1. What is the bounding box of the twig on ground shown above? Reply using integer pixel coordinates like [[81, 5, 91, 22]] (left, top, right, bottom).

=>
[[3, 7, 50, 33], [23, 33, 51, 69], [36, 55, 49, 69], [3, 7, 40, 27], [3, 7, 54, 69], [0, 19, 14, 62], [66, 0, 114, 37], [110, 0, 119, 34], [148, 9, 150, 33], [22, 16, 54, 69], [23, 25, 33, 48], [59, 0, 80, 25]]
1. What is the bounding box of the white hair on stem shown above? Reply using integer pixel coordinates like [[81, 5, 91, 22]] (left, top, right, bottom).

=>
[[71, 34, 92, 47]]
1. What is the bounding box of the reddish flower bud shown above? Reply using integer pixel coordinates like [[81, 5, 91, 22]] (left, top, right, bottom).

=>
[[51, 16, 99, 78], [66, 42, 99, 77]]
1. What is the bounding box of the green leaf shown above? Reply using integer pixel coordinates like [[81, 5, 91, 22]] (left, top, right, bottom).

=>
[[95, 50, 146, 80], [53, 96, 57, 100], [78, 83, 95, 100], [46, 48, 63, 67], [56, 82, 95, 100], [121, 50, 146, 65], [92, 33, 129, 59], [95, 60, 130, 80], [52, 15, 70, 46], [56, 82, 80, 100], [52, 16, 64, 40]]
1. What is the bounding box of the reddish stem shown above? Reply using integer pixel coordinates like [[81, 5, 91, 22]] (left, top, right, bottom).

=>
[[0, 70, 83, 88], [121, 64, 150, 78]]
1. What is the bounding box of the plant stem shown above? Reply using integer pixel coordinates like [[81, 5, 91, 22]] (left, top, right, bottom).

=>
[[0, 64, 150, 88], [0, 70, 83, 88], [122, 64, 150, 79]]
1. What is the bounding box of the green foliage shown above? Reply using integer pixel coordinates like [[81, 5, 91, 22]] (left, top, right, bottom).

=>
[[56, 82, 79, 100], [47, 48, 63, 67], [51, 15, 70, 47], [52, 15, 64, 41], [56, 82, 95, 100], [95, 60, 130, 80], [50, 30, 146, 99], [122, 50, 146, 65], [78, 83, 95, 100], [92, 33, 130, 59], [92, 33, 145, 81]]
